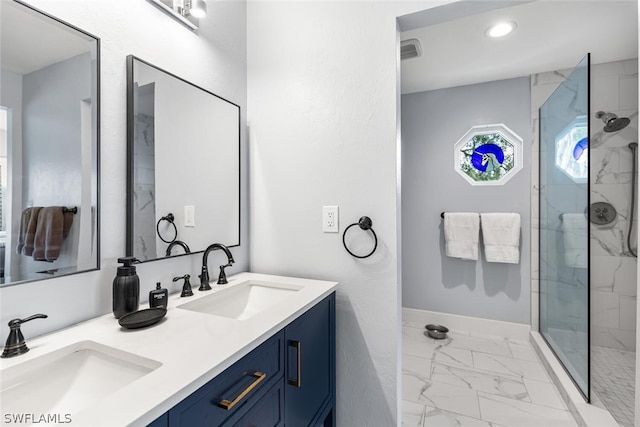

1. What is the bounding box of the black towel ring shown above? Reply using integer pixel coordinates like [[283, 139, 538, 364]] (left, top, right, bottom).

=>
[[342, 216, 378, 259], [156, 213, 177, 244]]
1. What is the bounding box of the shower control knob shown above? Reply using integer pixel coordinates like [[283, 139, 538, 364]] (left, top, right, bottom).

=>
[[589, 202, 617, 226]]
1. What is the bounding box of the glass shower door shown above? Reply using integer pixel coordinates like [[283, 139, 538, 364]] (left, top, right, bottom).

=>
[[539, 54, 590, 399]]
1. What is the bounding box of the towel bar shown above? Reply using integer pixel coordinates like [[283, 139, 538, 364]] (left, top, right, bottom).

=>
[[63, 207, 77, 214], [440, 212, 481, 219]]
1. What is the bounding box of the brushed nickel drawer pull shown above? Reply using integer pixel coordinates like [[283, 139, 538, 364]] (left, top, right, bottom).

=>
[[218, 371, 266, 410]]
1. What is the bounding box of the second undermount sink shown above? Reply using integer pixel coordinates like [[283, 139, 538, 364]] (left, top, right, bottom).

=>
[[178, 280, 303, 320], [0, 341, 160, 423]]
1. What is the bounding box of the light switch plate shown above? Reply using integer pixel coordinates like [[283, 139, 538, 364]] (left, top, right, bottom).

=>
[[184, 205, 195, 227]]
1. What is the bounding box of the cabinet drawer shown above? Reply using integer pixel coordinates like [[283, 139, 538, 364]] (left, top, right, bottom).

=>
[[227, 381, 284, 427], [168, 331, 284, 427]]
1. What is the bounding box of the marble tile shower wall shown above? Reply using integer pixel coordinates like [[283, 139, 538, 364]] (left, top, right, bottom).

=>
[[133, 114, 157, 260], [531, 59, 639, 351]]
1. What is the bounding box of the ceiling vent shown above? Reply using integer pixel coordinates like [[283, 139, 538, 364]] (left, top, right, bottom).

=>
[[400, 39, 422, 60]]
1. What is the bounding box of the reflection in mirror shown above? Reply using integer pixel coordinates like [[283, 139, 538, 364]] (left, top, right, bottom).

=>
[[126, 56, 240, 262], [0, 1, 100, 287]]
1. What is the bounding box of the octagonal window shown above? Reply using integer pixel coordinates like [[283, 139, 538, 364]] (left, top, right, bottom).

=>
[[555, 116, 588, 182], [454, 124, 523, 186]]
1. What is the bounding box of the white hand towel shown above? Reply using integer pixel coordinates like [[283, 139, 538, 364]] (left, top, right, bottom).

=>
[[444, 212, 480, 260], [561, 213, 588, 269], [480, 213, 521, 263]]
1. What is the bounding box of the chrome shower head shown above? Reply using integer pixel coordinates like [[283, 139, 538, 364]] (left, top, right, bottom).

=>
[[596, 111, 631, 132]]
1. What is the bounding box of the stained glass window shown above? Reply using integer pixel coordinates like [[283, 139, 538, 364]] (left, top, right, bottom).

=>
[[454, 124, 523, 186], [555, 116, 588, 182]]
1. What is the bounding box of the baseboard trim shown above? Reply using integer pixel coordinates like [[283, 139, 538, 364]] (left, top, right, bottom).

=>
[[402, 307, 530, 341]]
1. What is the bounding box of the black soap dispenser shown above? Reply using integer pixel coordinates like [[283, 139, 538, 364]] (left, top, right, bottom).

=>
[[113, 257, 140, 319], [149, 282, 168, 309]]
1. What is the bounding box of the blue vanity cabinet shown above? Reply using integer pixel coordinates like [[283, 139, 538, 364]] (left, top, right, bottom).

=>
[[230, 381, 285, 426], [167, 330, 285, 427], [146, 413, 168, 427], [149, 292, 335, 427], [284, 293, 336, 427]]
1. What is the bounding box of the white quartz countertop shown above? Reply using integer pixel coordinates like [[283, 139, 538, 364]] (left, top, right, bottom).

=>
[[0, 272, 338, 426]]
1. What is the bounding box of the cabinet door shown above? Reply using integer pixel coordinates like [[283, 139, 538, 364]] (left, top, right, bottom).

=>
[[284, 293, 335, 427]]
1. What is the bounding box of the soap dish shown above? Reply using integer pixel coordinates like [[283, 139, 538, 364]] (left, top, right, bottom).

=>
[[425, 324, 449, 340], [119, 308, 167, 329]]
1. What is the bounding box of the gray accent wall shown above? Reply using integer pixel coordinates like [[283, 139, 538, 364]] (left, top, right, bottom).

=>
[[402, 77, 532, 324]]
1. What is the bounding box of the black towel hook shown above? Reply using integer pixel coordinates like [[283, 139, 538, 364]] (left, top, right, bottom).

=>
[[342, 216, 378, 259]]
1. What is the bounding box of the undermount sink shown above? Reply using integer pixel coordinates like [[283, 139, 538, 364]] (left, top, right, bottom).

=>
[[0, 341, 160, 422], [178, 280, 303, 320]]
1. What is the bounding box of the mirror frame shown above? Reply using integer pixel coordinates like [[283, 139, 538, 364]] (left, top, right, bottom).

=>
[[1, 0, 101, 287], [125, 55, 241, 262]]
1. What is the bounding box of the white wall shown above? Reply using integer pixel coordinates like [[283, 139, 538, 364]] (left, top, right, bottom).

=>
[[0, 0, 248, 344], [402, 77, 532, 324], [246, 1, 453, 425]]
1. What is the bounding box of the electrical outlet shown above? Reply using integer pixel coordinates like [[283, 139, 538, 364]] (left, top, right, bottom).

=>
[[184, 205, 195, 227], [323, 206, 339, 233]]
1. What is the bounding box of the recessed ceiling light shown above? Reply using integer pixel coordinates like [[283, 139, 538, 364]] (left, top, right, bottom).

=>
[[486, 21, 517, 38]]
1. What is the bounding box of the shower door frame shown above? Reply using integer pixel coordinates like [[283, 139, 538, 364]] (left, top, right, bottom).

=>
[[538, 53, 591, 403]]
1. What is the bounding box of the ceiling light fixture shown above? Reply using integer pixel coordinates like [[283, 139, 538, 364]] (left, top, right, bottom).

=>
[[486, 21, 517, 38], [190, 0, 207, 19], [148, 0, 207, 30]]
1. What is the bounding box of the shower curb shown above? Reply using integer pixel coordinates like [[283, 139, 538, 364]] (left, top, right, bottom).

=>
[[529, 332, 619, 427]]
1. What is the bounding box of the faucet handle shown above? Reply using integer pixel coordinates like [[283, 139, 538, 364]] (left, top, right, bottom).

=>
[[2, 314, 48, 358], [217, 263, 233, 285], [173, 274, 194, 297]]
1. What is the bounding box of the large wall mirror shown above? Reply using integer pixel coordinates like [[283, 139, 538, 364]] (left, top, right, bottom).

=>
[[0, 0, 100, 287], [126, 56, 240, 262]]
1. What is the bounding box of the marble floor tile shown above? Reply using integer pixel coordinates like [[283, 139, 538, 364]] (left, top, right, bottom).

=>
[[403, 354, 432, 378], [401, 323, 578, 427], [423, 405, 504, 427], [430, 363, 529, 401], [507, 339, 541, 362], [522, 377, 567, 410], [472, 351, 551, 382], [403, 324, 436, 343], [592, 345, 636, 427], [444, 332, 513, 358], [402, 400, 426, 427], [403, 374, 481, 418], [432, 345, 475, 369], [403, 338, 440, 359], [478, 392, 577, 427]]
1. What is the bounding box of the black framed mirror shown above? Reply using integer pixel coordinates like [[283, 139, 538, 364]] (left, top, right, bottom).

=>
[[126, 55, 240, 262], [0, 0, 100, 287]]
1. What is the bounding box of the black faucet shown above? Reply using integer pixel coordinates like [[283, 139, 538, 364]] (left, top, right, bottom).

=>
[[199, 243, 235, 291], [1, 314, 48, 358], [165, 240, 191, 257]]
